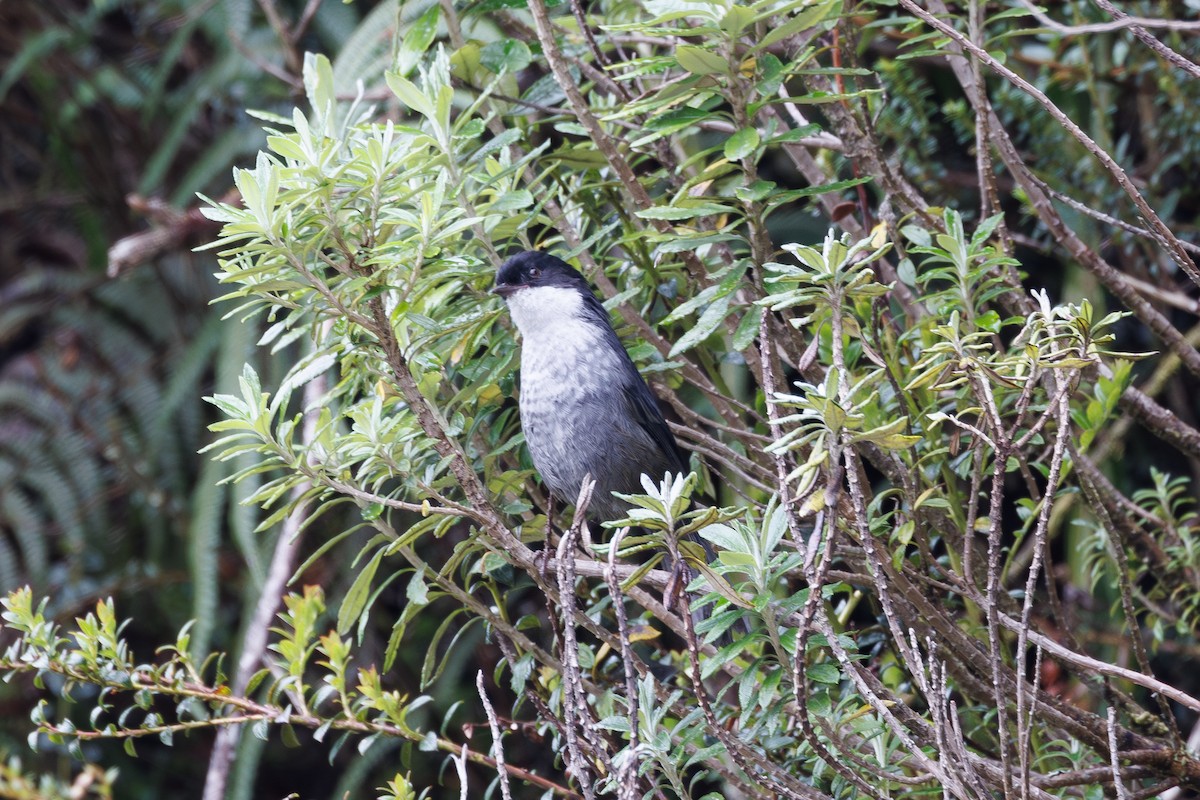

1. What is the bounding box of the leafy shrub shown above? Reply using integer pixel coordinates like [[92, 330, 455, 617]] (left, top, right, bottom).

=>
[[5, 0, 1200, 798]]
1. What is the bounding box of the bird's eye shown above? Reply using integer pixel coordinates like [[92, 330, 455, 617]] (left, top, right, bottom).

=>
[[528, 267, 541, 279]]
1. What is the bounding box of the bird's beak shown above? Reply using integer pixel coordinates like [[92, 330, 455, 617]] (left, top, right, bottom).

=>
[[490, 284, 522, 298]]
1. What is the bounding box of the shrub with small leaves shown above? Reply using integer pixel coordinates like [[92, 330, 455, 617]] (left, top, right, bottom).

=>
[[6, 0, 1200, 798]]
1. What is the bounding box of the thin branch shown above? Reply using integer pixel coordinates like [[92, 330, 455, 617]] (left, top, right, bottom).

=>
[[604, 527, 641, 800], [555, 478, 599, 800], [1036, 183, 1200, 260], [319, 475, 480, 519], [18, 662, 582, 799], [990, 612, 1200, 714], [1015, 388, 1071, 798], [292, 0, 323, 41], [897, 0, 1200, 289], [254, 0, 302, 74], [476, 671, 514, 800], [1091, 0, 1200, 78], [1013, 0, 1200, 34], [1108, 706, 1132, 800]]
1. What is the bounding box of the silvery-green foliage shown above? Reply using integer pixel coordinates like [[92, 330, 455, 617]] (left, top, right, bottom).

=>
[[5, 1, 1200, 798]]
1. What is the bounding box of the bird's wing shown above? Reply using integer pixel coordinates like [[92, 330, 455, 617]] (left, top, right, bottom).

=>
[[590, 292, 690, 478], [620, 377, 689, 477]]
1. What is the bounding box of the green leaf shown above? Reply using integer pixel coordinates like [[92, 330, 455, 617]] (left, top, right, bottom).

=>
[[636, 202, 737, 221], [758, 0, 841, 50], [767, 176, 873, 205], [849, 417, 922, 449], [724, 127, 761, 162], [491, 189, 533, 212], [281, 724, 302, 748], [670, 292, 733, 357], [509, 651, 534, 694], [386, 71, 435, 119], [481, 40, 532, 74], [644, 106, 711, 132], [732, 309, 761, 350], [397, 6, 440, 76], [757, 52, 785, 94], [769, 122, 822, 143], [406, 566, 430, 607], [269, 349, 337, 415], [892, 520, 915, 570], [676, 45, 728, 76], [653, 231, 746, 253], [688, 557, 753, 609], [548, 143, 610, 169], [302, 53, 335, 117], [338, 549, 383, 635], [266, 135, 306, 163], [698, 523, 742, 552], [735, 179, 776, 202], [661, 282, 723, 326], [722, 4, 755, 35], [420, 610, 471, 688], [808, 663, 841, 684]]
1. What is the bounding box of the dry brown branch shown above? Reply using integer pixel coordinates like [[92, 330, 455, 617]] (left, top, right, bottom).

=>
[[107, 194, 229, 277], [1091, 0, 1200, 78], [1013, 0, 1200, 33], [898, 0, 1200, 289]]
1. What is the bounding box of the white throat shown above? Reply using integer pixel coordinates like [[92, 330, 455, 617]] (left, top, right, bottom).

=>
[[505, 285, 609, 370], [505, 285, 588, 338]]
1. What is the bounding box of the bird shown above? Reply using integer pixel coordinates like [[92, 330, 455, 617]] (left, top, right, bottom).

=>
[[492, 251, 746, 648], [491, 250, 689, 523]]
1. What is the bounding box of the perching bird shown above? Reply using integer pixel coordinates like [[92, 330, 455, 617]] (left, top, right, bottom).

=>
[[493, 251, 743, 645], [491, 250, 690, 523]]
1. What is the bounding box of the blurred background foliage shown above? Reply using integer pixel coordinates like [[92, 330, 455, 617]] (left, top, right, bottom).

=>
[[1, 0, 1199, 798], [0, 1, 393, 796]]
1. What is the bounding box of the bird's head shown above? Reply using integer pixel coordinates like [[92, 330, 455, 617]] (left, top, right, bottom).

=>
[[492, 251, 600, 335], [492, 251, 589, 297]]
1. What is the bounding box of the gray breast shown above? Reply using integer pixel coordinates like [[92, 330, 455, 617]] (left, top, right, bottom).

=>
[[519, 339, 669, 521]]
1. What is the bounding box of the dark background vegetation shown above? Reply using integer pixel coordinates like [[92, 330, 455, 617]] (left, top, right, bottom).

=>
[[2, 0, 1200, 798], [1, 2, 389, 797]]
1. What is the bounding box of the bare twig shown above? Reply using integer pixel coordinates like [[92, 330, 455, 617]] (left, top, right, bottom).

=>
[[1108, 706, 1131, 800], [991, 611, 1200, 714], [1015, 387, 1071, 797], [456, 743, 470, 800], [968, 0, 1013, 255], [897, 0, 1200, 289], [1013, 0, 1200, 34], [556, 477, 599, 800], [108, 194, 229, 277], [476, 671, 514, 800], [604, 527, 641, 800], [1091, 0, 1200, 79], [254, 0, 302, 74], [1035, 184, 1200, 260]]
